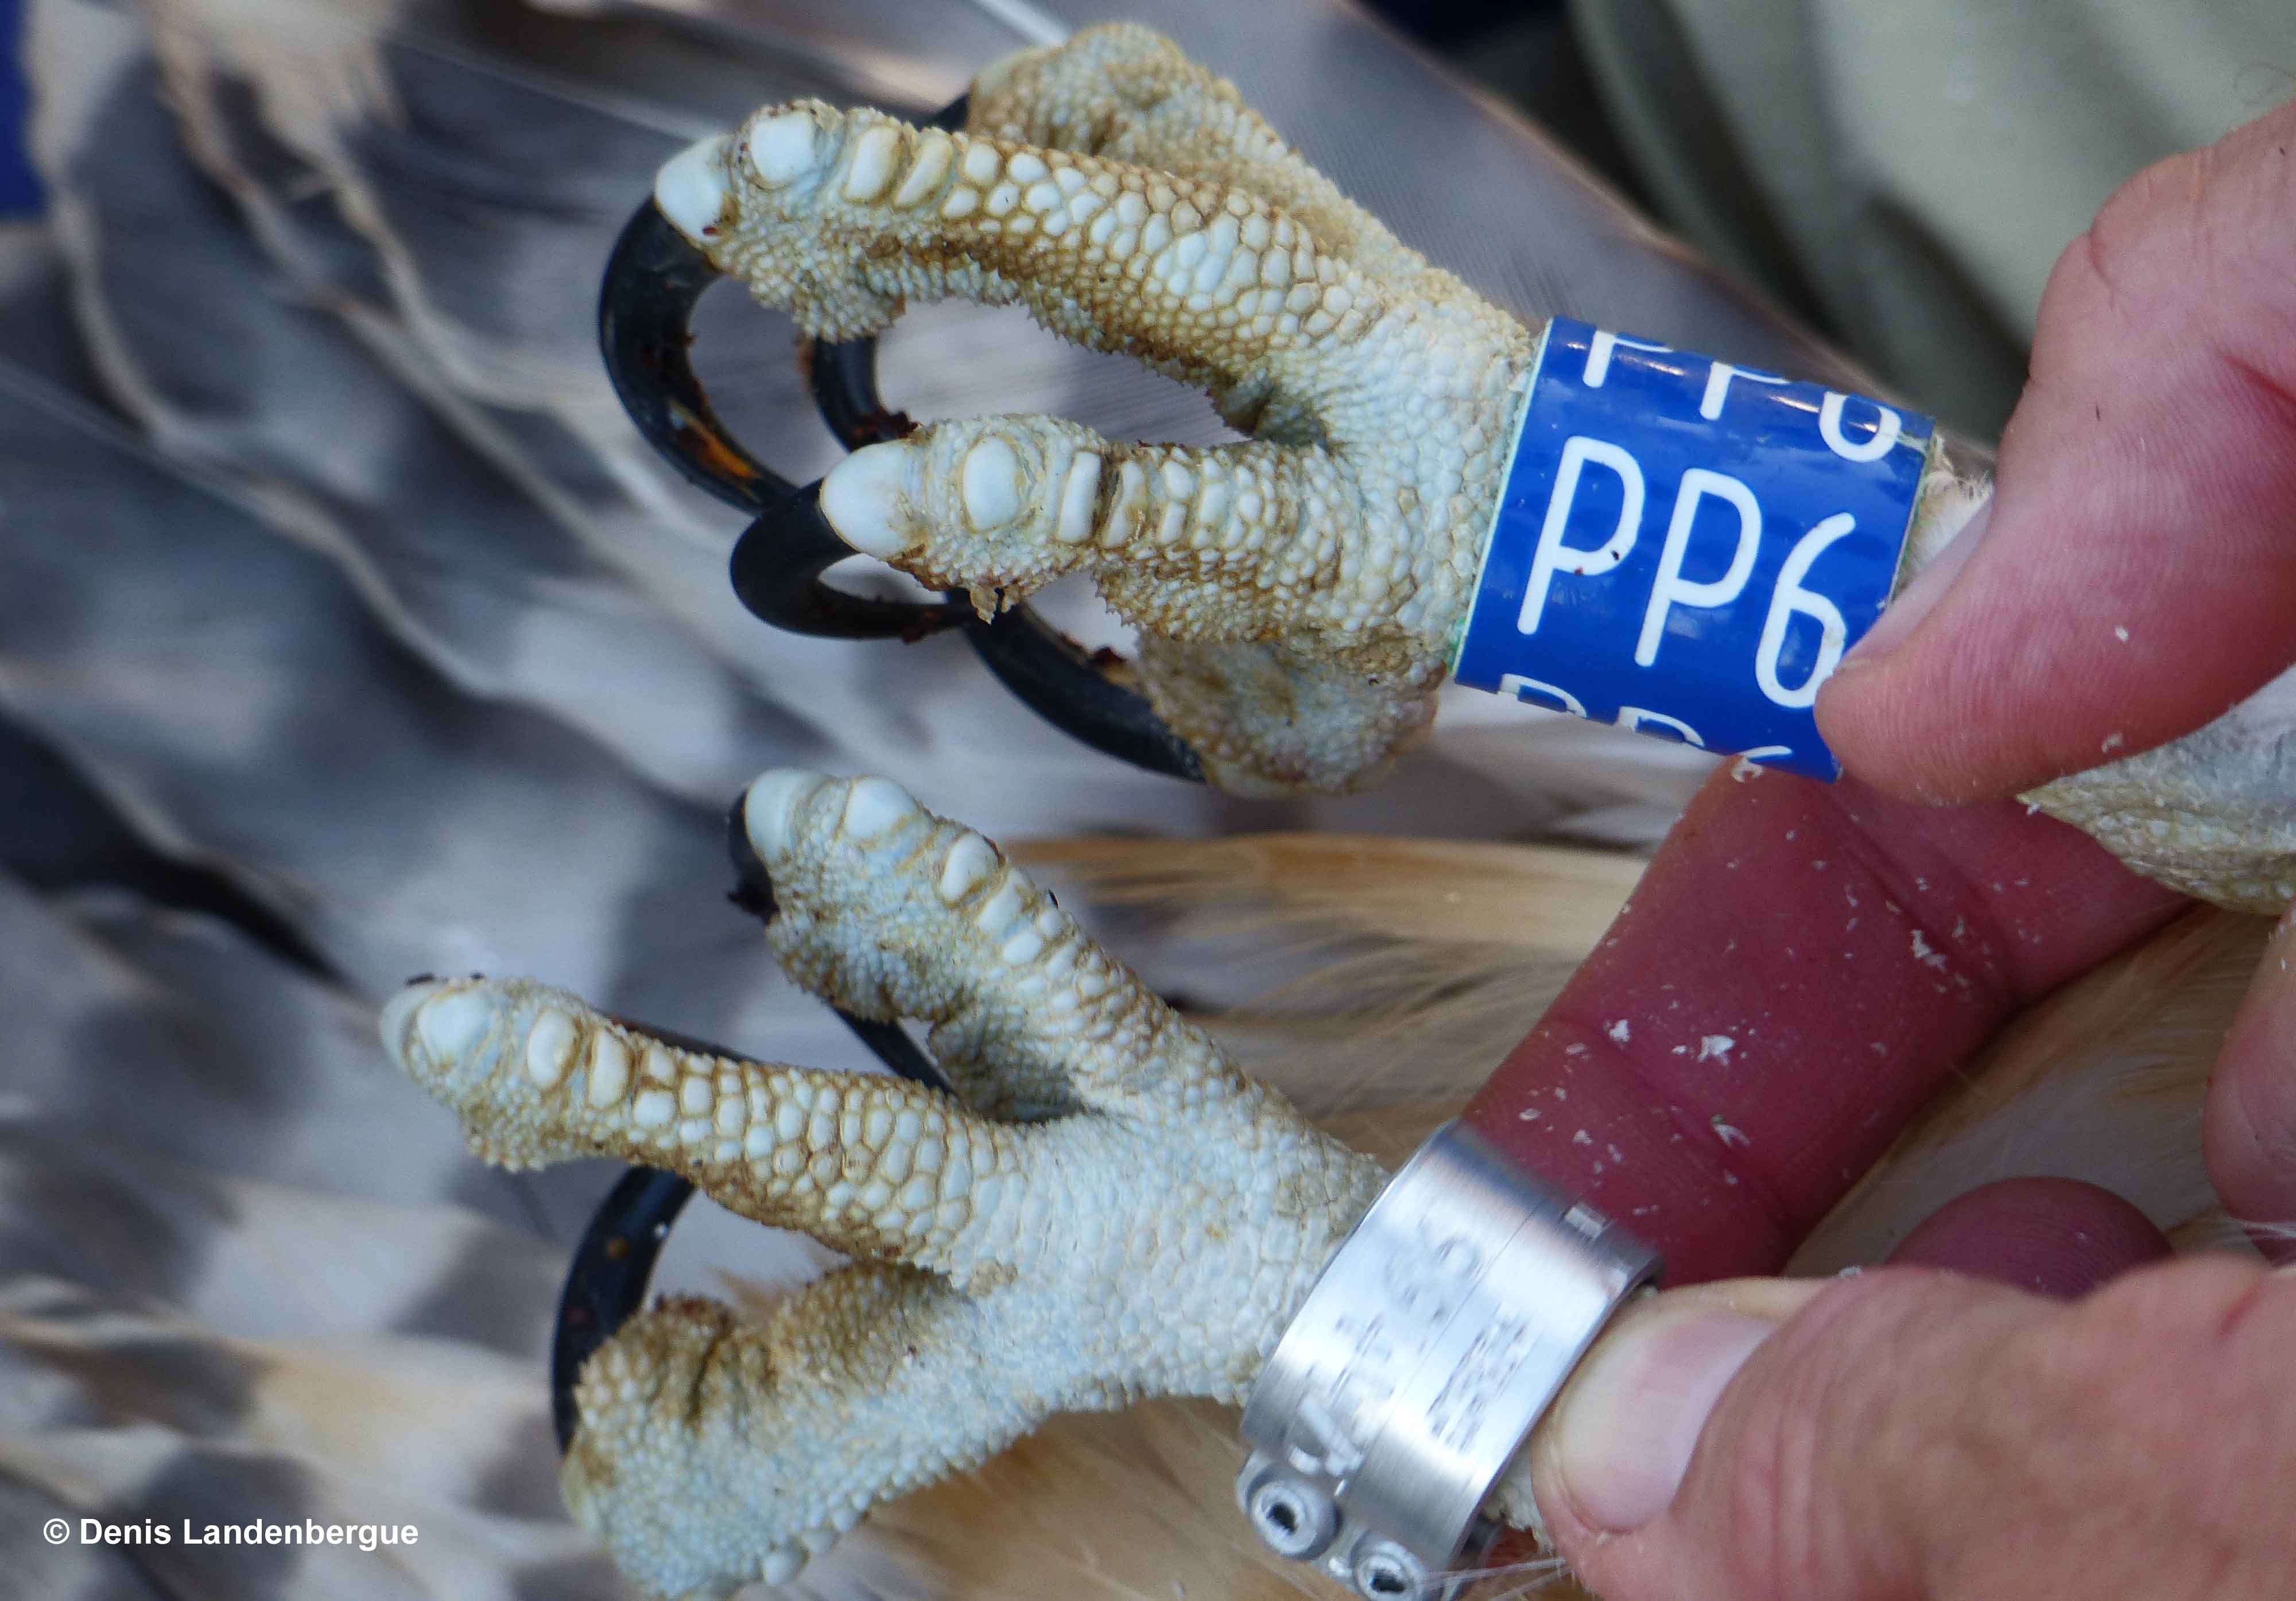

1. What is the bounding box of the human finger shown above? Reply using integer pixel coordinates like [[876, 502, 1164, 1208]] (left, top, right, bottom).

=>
[[1461, 763, 2186, 1284], [1820, 100, 2296, 805], [1884, 1175, 2170, 1297], [2204, 905, 2296, 1261], [1531, 1256, 2296, 1600]]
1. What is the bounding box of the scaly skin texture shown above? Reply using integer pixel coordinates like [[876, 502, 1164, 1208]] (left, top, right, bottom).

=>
[[653, 25, 1529, 795], [384, 770, 1386, 1599], [2024, 700, 2295, 914], [651, 25, 2292, 912]]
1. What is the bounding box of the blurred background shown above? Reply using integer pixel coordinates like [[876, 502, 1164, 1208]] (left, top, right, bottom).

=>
[[0, 1, 2286, 1596]]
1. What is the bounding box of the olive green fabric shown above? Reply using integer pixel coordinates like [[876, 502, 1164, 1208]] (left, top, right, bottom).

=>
[[1569, 0, 2296, 434]]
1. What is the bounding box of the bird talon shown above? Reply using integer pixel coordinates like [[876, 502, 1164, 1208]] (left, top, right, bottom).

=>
[[653, 26, 1529, 795], [639, 25, 2291, 908], [387, 768, 1387, 1598]]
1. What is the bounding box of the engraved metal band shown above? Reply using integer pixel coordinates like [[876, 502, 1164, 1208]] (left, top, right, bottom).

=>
[[1236, 1121, 1660, 1598]]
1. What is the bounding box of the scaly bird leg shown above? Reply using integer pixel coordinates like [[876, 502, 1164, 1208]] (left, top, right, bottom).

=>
[[651, 24, 2291, 911], [386, 770, 1384, 1600], [651, 25, 1525, 798]]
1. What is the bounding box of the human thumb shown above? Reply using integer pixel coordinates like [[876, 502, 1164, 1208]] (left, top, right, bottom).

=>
[[1526, 1258, 2295, 1600], [1816, 99, 2296, 804]]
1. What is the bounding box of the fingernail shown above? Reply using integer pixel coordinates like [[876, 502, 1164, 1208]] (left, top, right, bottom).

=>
[[1541, 1304, 1779, 1532], [1843, 496, 1991, 670]]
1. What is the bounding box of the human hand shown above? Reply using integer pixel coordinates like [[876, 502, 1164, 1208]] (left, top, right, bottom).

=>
[[1525, 1252, 2296, 1600], [1823, 98, 2296, 916], [1475, 98, 2296, 1598]]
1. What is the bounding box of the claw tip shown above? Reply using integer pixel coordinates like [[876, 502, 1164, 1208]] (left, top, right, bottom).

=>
[[654, 133, 734, 244], [743, 769, 827, 864], [820, 442, 922, 558]]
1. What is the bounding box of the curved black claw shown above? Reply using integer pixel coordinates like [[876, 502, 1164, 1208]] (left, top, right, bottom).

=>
[[794, 96, 968, 457], [802, 335, 913, 450], [729, 486, 971, 640], [597, 89, 1207, 784], [969, 618, 1207, 781], [598, 202, 789, 515], [552, 1165, 692, 1451]]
